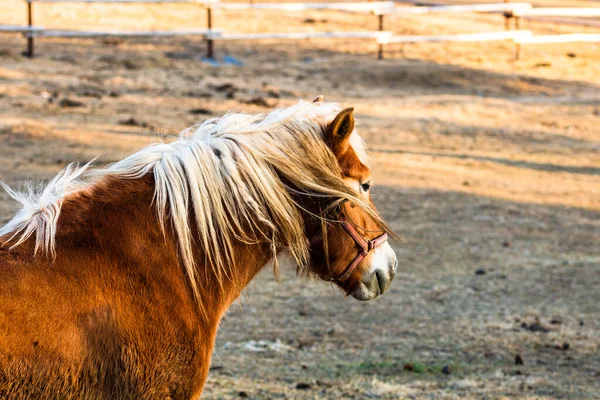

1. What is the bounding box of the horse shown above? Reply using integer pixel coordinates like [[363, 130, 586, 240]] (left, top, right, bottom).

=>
[[0, 98, 397, 398]]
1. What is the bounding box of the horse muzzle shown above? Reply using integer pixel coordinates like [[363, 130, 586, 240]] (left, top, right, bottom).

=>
[[350, 242, 397, 301]]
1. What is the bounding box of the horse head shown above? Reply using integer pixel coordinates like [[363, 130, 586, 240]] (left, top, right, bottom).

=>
[[301, 99, 397, 300]]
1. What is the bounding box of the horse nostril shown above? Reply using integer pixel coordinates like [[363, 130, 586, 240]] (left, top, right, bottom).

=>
[[375, 269, 387, 294], [393, 259, 398, 272]]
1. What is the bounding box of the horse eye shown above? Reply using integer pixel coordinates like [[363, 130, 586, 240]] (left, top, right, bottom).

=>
[[361, 182, 371, 192]]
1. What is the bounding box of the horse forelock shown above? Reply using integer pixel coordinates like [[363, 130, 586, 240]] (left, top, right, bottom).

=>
[[0, 100, 373, 300]]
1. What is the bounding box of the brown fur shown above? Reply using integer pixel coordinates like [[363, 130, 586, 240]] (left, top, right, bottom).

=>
[[0, 111, 386, 398]]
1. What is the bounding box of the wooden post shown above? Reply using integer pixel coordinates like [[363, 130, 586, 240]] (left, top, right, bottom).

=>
[[26, 1, 34, 58], [514, 16, 522, 59], [504, 13, 511, 30], [206, 7, 214, 59], [503, 0, 511, 30], [377, 14, 384, 59]]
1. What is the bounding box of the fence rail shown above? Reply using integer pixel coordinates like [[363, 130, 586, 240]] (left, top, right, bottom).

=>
[[26, 0, 218, 3], [375, 2, 531, 16], [514, 33, 600, 44], [0, 25, 43, 32], [377, 30, 532, 44], [206, 31, 392, 40], [211, 1, 393, 12], [27, 28, 218, 37], [514, 7, 600, 17]]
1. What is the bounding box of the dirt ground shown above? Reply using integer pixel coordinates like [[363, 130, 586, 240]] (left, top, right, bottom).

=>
[[1, 1, 599, 399]]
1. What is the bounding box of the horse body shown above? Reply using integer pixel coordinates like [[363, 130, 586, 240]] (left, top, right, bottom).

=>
[[0, 100, 396, 398]]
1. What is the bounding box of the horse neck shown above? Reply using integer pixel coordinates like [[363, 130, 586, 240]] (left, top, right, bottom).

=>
[[58, 174, 274, 323]]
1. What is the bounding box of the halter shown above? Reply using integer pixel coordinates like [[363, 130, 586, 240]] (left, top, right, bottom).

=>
[[310, 200, 389, 283]]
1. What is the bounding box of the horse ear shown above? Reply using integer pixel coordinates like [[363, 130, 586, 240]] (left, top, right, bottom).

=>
[[313, 95, 324, 103], [326, 107, 354, 156]]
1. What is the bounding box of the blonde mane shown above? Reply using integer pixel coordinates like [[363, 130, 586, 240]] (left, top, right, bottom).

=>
[[0, 100, 378, 298]]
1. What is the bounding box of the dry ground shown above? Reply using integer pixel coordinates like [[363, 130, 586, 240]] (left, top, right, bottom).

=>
[[0, 1, 599, 399]]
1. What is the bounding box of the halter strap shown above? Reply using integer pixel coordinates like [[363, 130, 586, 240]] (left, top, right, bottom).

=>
[[309, 208, 388, 283], [336, 215, 388, 282]]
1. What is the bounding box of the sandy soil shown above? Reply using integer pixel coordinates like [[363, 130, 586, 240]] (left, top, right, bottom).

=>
[[1, 1, 599, 399]]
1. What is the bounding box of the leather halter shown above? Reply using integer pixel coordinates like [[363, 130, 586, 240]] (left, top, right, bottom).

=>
[[310, 202, 388, 283]]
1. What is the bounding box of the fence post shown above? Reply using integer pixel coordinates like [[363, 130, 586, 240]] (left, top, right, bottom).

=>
[[514, 15, 522, 59], [206, 6, 214, 58], [377, 14, 384, 59], [503, 0, 511, 30], [26, 1, 34, 58]]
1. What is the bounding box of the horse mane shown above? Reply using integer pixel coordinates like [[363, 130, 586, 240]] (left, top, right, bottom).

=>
[[0, 100, 379, 298]]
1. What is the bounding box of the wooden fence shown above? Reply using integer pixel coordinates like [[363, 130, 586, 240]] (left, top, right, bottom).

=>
[[1, 0, 598, 60]]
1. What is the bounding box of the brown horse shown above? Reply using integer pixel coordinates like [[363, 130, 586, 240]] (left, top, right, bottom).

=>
[[0, 98, 397, 398]]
